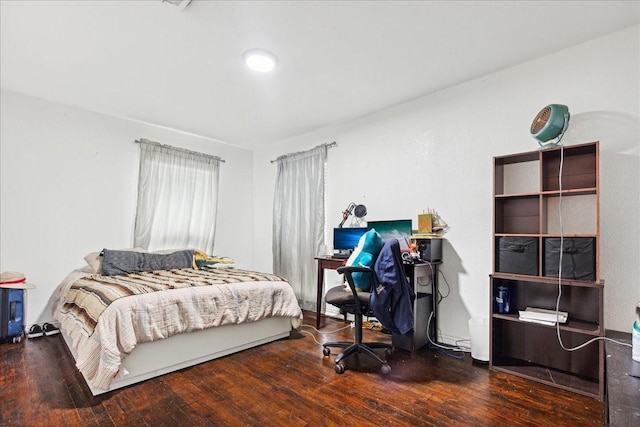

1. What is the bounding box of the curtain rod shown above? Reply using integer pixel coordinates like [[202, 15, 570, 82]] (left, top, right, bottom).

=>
[[135, 138, 225, 162], [270, 141, 337, 163]]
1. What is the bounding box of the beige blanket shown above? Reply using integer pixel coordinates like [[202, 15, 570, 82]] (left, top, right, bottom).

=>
[[53, 268, 303, 391], [60, 268, 291, 336]]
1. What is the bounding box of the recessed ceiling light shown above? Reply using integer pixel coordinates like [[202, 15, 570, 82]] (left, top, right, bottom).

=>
[[243, 49, 278, 73], [161, 0, 191, 10]]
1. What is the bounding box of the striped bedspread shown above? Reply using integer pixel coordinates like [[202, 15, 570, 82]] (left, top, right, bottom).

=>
[[60, 268, 286, 336], [53, 268, 302, 391]]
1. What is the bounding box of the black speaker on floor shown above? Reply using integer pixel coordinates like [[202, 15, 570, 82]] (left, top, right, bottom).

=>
[[392, 293, 433, 351]]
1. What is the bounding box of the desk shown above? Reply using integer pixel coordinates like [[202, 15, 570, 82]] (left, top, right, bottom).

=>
[[314, 257, 441, 344], [314, 256, 346, 329]]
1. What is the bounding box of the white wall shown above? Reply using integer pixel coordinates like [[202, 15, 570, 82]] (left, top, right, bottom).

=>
[[252, 25, 640, 340], [0, 90, 255, 325], [2, 25, 638, 339]]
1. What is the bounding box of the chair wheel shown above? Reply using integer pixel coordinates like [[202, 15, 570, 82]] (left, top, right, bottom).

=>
[[323, 347, 331, 357], [384, 347, 392, 356], [335, 363, 345, 374], [381, 364, 391, 375]]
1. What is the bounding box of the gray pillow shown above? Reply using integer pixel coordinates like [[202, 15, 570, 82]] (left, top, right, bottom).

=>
[[101, 249, 194, 276]]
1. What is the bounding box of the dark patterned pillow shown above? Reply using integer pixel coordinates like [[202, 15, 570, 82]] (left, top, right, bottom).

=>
[[101, 249, 194, 276]]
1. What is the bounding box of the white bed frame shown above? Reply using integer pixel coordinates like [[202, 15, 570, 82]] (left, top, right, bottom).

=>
[[61, 316, 292, 396]]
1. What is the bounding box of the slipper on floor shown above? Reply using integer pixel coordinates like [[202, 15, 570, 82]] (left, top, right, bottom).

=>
[[42, 323, 60, 336], [27, 324, 44, 339]]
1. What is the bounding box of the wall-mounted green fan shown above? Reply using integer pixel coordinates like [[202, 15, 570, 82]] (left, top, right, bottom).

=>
[[530, 104, 570, 149]]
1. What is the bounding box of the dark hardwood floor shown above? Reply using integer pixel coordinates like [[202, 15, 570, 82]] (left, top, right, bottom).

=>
[[1, 312, 605, 426]]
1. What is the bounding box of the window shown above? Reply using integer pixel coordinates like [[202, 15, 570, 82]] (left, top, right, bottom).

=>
[[133, 139, 222, 253]]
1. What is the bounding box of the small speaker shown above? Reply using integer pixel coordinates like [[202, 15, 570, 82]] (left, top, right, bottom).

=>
[[418, 239, 442, 262]]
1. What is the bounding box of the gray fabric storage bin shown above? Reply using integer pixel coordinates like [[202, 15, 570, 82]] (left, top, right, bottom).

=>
[[497, 237, 538, 275], [544, 238, 595, 281]]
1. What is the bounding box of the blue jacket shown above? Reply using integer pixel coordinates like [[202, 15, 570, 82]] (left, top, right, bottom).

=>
[[370, 239, 415, 335]]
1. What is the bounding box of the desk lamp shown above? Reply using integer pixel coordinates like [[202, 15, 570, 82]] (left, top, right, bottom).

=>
[[339, 202, 367, 228]]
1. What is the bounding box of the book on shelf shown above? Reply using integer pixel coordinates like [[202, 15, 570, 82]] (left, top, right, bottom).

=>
[[518, 307, 568, 325]]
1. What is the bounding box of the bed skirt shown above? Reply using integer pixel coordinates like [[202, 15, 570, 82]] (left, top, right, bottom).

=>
[[61, 315, 293, 396]]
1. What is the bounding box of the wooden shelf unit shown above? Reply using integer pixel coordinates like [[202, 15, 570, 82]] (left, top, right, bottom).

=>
[[490, 141, 604, 401]]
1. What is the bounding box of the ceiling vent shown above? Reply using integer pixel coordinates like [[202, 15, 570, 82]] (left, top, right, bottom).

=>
[[161, 0, 191, 10]]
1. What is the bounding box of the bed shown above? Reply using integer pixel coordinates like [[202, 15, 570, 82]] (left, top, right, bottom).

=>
[[52, 249, 303, 396]]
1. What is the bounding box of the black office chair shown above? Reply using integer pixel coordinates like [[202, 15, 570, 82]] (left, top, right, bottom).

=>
[[322, 264, 392, 375]]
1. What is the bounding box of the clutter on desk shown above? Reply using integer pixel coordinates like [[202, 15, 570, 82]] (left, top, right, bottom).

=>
[[412, 208, 449, 238]]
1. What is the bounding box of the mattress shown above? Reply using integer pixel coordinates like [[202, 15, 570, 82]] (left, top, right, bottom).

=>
[[53, 267, 303, 391]]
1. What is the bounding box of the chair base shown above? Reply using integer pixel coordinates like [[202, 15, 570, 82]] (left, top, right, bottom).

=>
[[323, 340, 392, 374]]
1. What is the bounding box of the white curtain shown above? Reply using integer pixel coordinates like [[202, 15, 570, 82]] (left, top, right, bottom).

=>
[[273, 144, 327, 310], [133, 140, 221, 253]]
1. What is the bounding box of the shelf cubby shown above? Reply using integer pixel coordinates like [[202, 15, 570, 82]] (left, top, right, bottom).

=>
[[541, 143, 598, 192], [494, 196, 540, 235]]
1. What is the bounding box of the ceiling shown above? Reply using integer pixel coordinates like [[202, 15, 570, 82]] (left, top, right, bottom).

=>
[[1, 1, 638, 150]]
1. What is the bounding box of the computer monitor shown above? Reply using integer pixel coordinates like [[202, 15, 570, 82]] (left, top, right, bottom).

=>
[[367, 219, 413, 252], [333, 227, 367, 252]]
